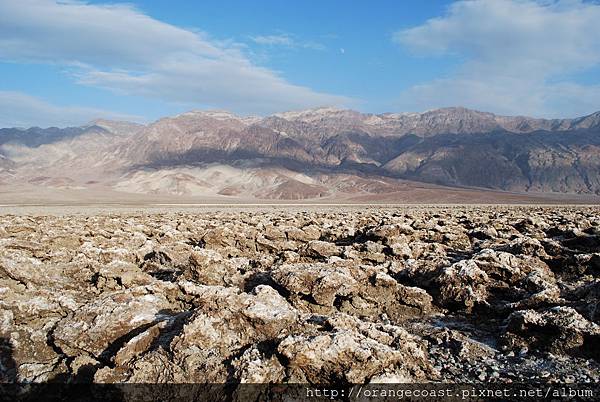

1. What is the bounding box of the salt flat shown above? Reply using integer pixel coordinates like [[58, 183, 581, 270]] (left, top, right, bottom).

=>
[[1, 206, 599, 384]]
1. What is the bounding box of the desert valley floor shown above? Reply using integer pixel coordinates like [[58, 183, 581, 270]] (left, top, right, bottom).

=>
[[0, 205, 599, 391]]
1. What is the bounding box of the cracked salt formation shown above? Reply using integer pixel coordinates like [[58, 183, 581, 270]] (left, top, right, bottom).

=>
[[0, 207, 599, 384]]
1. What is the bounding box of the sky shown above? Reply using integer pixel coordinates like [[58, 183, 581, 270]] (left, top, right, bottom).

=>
[[1, 0, 600, 127]]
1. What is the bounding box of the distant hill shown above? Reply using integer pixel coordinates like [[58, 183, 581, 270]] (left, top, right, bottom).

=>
[[1, 107, 599, 201]]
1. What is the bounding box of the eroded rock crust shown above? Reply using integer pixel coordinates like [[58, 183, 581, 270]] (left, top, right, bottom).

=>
[[0, 207, 598, 384]]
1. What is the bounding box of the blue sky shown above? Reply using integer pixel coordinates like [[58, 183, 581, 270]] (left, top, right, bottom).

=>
[[1, 0, 600, 127]]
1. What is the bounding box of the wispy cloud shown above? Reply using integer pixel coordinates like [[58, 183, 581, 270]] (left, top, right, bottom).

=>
[[0, 91, 143, 127], [250, 33, 325, 50], [393, 0, 600, 117], [0, 0, 349, 115], [251, 34, 295, 46]]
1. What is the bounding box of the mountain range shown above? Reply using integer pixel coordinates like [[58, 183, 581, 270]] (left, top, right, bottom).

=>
[[1, 106, 599, 203]]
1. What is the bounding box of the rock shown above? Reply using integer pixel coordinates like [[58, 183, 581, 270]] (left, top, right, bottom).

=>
[[469, 226, 498, 240], [53, 285, 181, 359], [231, 345, 285, 383], [434, 260, 489, 312], [427, 328, 496, 361], [305, 240, 340, 259], [188, 249, 250, 287], [1, 207, 599, 384], [278, 315, 432, 383], [390, 242, 412, 259], [568, 280, 600, 324], [271, 263, 357, 307], [0, 336, 17, 382], [171, 284, 299, 360], [501, 307, 600, 358]]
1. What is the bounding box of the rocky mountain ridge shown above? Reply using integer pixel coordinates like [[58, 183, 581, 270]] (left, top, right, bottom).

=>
[[1, 107, 599, 200]]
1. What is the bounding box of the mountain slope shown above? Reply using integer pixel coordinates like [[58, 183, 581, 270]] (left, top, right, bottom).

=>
[[383, 130, 600, 193], [1, 107, 599, 200]]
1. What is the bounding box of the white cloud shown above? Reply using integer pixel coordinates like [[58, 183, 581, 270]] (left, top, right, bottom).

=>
[[251, 34, 295, 46], [393, 0, 600, 117], [0, 91, 143, 127], [250, 34, 325, 50], [0, 0, 349, 115]]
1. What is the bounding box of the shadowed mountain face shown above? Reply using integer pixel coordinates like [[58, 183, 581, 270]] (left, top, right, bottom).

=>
[[0, 126, 97, 148], [384, 130, 600, 193], [1, 107, 599, 200]]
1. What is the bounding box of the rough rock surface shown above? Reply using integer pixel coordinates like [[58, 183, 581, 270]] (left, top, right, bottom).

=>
[[0, 206, 599, 385]]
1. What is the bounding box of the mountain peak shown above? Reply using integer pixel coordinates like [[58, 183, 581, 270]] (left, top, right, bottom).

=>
[[273, 106, 353, 121], [571, 110, 600, 129], [421, 106, 495, 117], [173, 110, 261, 125], [176, 110, 238, 119], [84, 119, 144, 136]]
